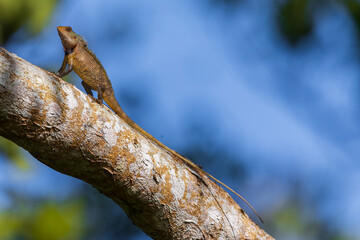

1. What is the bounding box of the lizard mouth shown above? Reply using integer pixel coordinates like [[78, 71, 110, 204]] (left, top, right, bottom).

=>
[[57, 27, 66, 42]]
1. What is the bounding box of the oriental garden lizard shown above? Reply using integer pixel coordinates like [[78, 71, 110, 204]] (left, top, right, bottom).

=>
[[55, 26, 263, 223]]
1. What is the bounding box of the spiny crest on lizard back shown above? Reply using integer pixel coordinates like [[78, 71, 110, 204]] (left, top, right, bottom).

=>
[[77, 34, 88, 47], [71, 28, 105, 72]]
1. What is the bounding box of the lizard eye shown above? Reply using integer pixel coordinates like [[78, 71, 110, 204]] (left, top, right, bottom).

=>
[[65, 27, 72, 32]]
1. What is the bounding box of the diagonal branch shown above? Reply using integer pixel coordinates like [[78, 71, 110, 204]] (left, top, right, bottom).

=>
[[0, 48, 273, 240]]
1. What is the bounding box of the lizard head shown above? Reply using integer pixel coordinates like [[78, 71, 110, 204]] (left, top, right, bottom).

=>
[[57, 26, 80, 50]]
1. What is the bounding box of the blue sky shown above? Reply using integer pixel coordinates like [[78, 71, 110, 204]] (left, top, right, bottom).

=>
[[2, 0, 360, 238]]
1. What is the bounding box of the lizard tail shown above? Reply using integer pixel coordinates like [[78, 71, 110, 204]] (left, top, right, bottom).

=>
[[104, 93, 263, 223], [205, 172, 264, 223], [103, 93, 166, 146], [104, 93, 140, 129]]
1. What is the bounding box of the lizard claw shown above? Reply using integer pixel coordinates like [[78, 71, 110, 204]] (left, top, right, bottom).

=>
[[88, 95, 102, 104], [56, 72, 63, 77], [52, 71, 62, 77], [49, 71, 62, 78]]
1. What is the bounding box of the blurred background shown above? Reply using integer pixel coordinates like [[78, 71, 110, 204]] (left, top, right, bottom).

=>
[[1, 0, 360, 239]]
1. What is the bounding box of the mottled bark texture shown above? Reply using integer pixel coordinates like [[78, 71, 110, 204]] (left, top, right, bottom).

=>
[[0, 48, 273, 240]]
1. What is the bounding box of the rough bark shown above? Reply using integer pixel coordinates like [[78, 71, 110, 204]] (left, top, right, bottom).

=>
[[0, 48, 273, 240]]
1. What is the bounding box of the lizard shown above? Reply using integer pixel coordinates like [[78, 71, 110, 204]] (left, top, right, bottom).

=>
[[55, 26, 263, 223]]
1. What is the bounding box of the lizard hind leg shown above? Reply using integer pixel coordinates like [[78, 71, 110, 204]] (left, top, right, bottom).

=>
[[81, 81, 102, 104], [81, 81, 93, 96]]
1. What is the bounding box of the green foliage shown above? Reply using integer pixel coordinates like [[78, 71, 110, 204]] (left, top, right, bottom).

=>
[[344, 0, 360, 37], [273, 200, 351, 240], [0, 212, 21, 240], [0, 200, 85, 240], [274, 204, 307, 235], [0, 0, 59, 44], [0, 137, 28, 169], [276, 0, 313, 45], [345, 0, 360, 19], [28, 201, 85, 240], [276, 0, 360, 47]]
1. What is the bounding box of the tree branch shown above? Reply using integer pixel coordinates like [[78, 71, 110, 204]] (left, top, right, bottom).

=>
[[0, 48, 273, 240]]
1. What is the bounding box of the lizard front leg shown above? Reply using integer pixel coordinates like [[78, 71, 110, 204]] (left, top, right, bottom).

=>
[[81, 81, 93, 96], [56, 53, 73, 77]]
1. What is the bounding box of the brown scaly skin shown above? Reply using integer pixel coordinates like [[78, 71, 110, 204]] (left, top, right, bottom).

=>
[[55, 26, 263, 223]]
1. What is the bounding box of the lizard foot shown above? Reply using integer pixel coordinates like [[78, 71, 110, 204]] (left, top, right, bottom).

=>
[[89, 96, 103, 105], [54, 72, 63, 77]]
